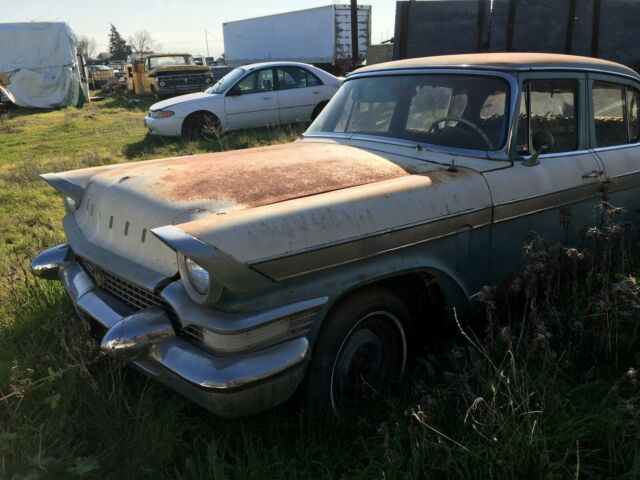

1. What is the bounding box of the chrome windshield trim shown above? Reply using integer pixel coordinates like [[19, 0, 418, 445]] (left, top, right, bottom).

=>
[[304, 68, 518, 161]]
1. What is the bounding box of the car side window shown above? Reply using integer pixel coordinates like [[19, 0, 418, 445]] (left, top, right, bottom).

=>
[[515, 79, 578, 154], [592, 82, 627, 147], [592, 81, 640, 147], [306, 70, 322, 87], [629, 87, 640, 143], [277, 67, 322, 90], [236, 69, 274, 94]]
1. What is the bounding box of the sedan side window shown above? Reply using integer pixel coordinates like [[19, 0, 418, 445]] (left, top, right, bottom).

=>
[[277, 67, 322, 90], [236, 69, 274, 94], [515, 79, 578, 154], [629, 87, 640, 143], [592, 82, 627, 147]]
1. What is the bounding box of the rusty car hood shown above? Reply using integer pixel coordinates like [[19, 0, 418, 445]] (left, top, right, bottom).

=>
[[47, 141, 436, 277]]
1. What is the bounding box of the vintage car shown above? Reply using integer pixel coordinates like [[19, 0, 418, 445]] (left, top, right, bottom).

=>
[[31, 53, 640, 417], [125, 53, 213, 98], [143, 62, 341, 137]]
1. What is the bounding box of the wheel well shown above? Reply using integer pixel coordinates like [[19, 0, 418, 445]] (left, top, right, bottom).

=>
[[327, 271, 451, 350], [181, 110, 220, 135]]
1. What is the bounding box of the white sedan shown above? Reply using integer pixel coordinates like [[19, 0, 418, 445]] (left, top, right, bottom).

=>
[[144, 62, 341, 137]]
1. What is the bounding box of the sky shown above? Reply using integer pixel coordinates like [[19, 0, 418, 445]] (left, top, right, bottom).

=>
[[2, 0, 398, 57]]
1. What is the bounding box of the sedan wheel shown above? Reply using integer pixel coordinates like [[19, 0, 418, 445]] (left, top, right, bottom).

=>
[[307, 288, 409, 412]]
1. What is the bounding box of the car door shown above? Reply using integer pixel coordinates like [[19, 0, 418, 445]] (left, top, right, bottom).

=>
[[482, 73, 605, 284], [588, 74, 640, 227], [276, 66, 325, 123], [224, 68, 279, 130]]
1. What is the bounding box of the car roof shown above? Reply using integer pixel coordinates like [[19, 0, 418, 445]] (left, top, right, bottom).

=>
[[240, 61, 318, 71], [356, 52, 640, 80]]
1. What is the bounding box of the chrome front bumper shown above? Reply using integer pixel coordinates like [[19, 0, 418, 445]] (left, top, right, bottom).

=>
[[30, 244, 311, 417]]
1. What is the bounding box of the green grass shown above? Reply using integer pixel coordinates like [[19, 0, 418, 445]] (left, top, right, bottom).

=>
[[1, 98, 639, 479]]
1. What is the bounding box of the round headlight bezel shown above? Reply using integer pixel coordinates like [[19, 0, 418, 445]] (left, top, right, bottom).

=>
[[177, 254, 223, 306], [185, 257, 209, 295]]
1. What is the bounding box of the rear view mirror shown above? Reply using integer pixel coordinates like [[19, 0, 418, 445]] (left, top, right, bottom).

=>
[[532, 130, 555, 153], [523, 130, 555, 167], [227, 86, 241, 97]]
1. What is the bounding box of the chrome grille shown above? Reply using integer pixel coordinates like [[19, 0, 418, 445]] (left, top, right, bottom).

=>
[[80, 258, 170, 311], [181, 325, 204, 344]]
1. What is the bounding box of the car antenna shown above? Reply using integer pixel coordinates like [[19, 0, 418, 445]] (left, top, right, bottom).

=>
[[448, 155, 458, 172]]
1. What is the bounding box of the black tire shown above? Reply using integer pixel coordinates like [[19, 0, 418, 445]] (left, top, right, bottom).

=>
[[181, 112, 220, 139], [311, 101, 328, 121], [307, 287, 409, 412]]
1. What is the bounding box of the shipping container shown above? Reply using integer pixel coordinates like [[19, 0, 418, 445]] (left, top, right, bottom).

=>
[[223, 4, 371, 72]]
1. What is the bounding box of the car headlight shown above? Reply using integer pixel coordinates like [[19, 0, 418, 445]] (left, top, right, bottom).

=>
[[149, 110, 174, 119], [205, 77, 211, 84], [185, 258, 209, 295], [159, 81, 166, 87], [64, 195, 78, 212]]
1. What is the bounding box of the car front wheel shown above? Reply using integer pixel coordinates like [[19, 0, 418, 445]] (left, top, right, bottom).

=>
[[307, 287, 409, 412]]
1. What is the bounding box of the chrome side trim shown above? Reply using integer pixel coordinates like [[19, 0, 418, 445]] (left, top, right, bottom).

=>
[[605, 170, 640, 194], [252, 208, 492, 281], [591, 143, 640, 154], [493, 182, 602, 223], [152, 225, 273, 292]]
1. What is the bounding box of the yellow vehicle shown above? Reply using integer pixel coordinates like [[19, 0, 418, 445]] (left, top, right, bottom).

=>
[[125, 53, 213, 98]]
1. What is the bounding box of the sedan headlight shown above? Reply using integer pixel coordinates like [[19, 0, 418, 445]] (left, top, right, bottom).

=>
[[64, 195, 79, 212], [185, 258, 209, 295], [149, 110, 175, 119]]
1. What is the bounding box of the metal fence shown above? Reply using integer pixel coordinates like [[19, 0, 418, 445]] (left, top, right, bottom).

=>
[[394, 0, 640, 71]]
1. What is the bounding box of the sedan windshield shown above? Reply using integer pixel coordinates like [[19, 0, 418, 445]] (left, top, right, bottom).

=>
[[205, 68, 246, 94], [308, 74, 509, 151]]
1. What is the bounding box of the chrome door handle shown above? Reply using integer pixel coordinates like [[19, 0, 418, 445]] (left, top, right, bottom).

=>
[[582, 170, 605, 179]]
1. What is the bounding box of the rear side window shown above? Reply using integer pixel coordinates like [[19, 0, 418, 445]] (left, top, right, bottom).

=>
[[629, 88, 640, 142], [592, 81, 640, 147], [515, 79, 579, 154], [277, 67, 323, 90]]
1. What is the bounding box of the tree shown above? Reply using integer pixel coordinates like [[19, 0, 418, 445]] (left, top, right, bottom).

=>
[[108, 24, 131, 60], [77, 35, 96, 60], [127, 30, 158, 55]]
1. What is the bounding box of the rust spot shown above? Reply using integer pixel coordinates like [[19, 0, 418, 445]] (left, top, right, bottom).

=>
[[101, 142, 412, 207], [118, 175, 132, 183]]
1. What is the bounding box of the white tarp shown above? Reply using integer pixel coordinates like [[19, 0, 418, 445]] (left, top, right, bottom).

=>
[[0, 22, 84, 108]]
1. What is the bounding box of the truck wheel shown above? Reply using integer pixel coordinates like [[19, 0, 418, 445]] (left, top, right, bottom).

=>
[[311, 101, 328, 121], [307, 287, 409, 412], [182, 112, 220, 139]]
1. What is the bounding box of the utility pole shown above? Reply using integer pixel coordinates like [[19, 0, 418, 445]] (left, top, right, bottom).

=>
[[350, 0, 359, 68], [204, 30, 210, 58]]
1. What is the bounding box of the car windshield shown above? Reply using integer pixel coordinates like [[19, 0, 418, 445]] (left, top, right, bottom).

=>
[[205, 68, 246, 94], [148, 56, 192, 68], [308, 74, 510, 151]]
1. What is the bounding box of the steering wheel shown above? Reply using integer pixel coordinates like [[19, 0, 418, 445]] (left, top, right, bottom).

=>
[[429, 116, 494, 150]]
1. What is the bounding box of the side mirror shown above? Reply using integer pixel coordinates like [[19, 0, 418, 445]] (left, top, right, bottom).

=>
[[227, 86, 241, 97], [523, 130, 555, 167]]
